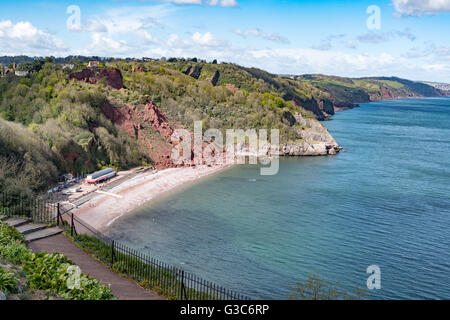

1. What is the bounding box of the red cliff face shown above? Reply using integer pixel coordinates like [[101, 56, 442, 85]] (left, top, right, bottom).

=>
[[69, 68, 124, 90], [101, 101, 180, 169]]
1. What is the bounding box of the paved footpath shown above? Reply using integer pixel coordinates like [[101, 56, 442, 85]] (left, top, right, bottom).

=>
[[29, 233, 164, 300]]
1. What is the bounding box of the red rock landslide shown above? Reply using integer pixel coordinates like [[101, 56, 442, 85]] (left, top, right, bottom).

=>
[[101, 100, 179, 169], [69, 68, 124, 90]]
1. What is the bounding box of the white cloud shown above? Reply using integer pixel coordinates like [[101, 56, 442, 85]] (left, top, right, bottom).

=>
[[357, 29, 416, 43], [82, 33, 133, 56], [192, 31, 224, 46], [402, 43, 450, 61], [78, 5, 173, 55], [167, 33, 191, 48], [423, 63, 449, 72], [152, 32, 226, 49], [171, 0, 202, 4], [74, 5, 173, 37], [238, 47, 450, 81], [0, 20, 67, 55], [346, 41, 357, 49], [136, 30, 159, 45], [246, 48, 405, 78], [81, 19, 108, 33], [217, 0, 238, 7], [233, 28, 290, 44], [310, 34, 347, 51], [392, 0, 450, 16], [145, 0, 238, 7], [311, 42, 333, 51]]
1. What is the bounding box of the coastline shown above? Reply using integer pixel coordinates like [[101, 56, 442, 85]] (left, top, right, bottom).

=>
[[71, 164, 232, 230], [70, 95, 450, 231], [332, 95, 449, 114]]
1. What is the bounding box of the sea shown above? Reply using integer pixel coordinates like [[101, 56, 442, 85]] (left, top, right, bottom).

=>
[[106, 97, 450, 299]]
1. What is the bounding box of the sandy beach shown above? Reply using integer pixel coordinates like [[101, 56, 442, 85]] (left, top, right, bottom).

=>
[[70, 165, 231, 230]]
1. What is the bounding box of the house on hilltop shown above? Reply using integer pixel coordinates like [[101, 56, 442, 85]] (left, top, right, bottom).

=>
[[15, 71, 29, 77], [1, 64, 15, 76], [88, 61, 99, 68]]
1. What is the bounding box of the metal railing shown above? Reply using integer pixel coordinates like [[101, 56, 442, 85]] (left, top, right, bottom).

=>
[[0, 193, 58, 224], [63, 212, 250, 300], [0, 192, 250, 300]]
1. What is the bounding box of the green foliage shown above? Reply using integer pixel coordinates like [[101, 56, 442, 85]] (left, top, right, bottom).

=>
[[23, 252, 114, 300], [0, 222, 25, 245], [0, 266, 19, 294], [0, 118, 59, 193], [287, 273, 368, 300], [0, 241, 31, 265], [0, 63, 149, 193], [0, 222, 114, 300], [74, 234, 113, 261]]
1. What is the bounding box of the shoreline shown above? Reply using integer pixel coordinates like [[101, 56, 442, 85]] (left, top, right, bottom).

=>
[[69, 96, 450, 231], [71, 164, 233, 231], [332, 95, 449, 115]]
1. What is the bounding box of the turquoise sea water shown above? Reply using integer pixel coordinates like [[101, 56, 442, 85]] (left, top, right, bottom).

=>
[[106, 97, 450, 299]]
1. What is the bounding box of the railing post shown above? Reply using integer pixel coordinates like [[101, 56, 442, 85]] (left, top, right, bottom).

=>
[[71, 213, 74, 237], [181, 270, 185, 300], [57, 203, 60, 226], [111, 240, 115, 266], [181, 270, 188, 300]]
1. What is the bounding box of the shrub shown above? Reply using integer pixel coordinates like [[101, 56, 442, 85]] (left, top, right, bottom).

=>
[[287, 273, 368, 300], [0, 222, 114, 300], [0, 222, 25, 245], [0, 266, 19, 294], [0, 241, 31, 265], [24, 252, 114, 300]]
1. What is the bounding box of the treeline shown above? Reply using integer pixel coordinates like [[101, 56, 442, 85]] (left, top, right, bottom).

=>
[[0, 55, 113, 67], [112, 60, 314, 139]]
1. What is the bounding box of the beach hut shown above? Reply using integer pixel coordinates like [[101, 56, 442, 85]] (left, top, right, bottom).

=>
[[85, 168, 116, 184]]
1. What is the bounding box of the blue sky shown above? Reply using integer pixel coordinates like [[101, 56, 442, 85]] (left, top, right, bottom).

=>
[[1, 0, 449, 82]]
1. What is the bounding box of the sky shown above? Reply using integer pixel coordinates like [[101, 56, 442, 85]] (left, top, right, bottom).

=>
[[0, 0, 449, 82]]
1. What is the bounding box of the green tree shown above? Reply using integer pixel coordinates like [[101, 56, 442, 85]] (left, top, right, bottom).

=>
[[287, 273, 368, 300]]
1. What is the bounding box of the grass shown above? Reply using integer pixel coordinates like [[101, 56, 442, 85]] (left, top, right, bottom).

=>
[[66, 230, 230, 300]]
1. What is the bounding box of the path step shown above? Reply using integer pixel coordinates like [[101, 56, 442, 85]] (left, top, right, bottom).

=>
[[5, 218, 30, 228], [0, 215, 8, 222], [25, 227, 62, 242], [16, 223, 48, 235]]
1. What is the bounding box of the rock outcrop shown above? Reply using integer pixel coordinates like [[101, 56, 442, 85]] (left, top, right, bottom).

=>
[[289, 97, 329, 121], [184, 66, 202, 79], [235, 111, 342, 157], [69, 68, 124, 90], [211, 70, 220, 86], [280, 112, 341, 156]]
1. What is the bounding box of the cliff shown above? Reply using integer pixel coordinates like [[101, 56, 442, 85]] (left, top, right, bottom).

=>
[[293, 74, 446, 119], [279, 112, 341, 156], [100, 101, 176, 169], [1, 57, 447, 195]]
